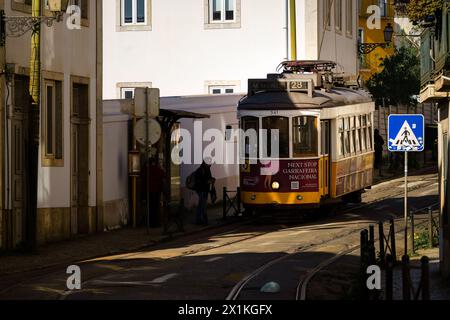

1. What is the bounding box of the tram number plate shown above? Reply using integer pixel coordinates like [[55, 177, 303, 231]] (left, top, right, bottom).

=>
[[248, 79, 311, 95], [289, 81, 309, 91]]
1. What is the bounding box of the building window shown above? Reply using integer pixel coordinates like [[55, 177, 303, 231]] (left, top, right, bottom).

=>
[[122, 0, 147, 25], [209, 86, 236, 95], [121, 88, 135, 99], [117, 0, 152, 31], [346, 0, 353, 37], [335, 0, 342, 32], [11, 0, 32, 13], [71, 0, 89, 20], [204, 0, 241, 29], [43, 79, 64, 167], [117, 82, 152, 99], [210, 0, 235, 22], [379, 0, 387, 17], [324, 0, 332, 29]]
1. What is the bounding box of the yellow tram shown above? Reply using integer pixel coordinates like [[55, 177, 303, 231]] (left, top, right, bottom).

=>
[[238, 61, 375, 212]]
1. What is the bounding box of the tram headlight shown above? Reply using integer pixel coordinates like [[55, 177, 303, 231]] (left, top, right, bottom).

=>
[[271, 181, 280, 191]]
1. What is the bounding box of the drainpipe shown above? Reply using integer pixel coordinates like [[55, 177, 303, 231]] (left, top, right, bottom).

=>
[[0, 0, 5, 249], [26, 0, 41, 251], [285, 0, 288, 60], [289, 0, 297, 60]]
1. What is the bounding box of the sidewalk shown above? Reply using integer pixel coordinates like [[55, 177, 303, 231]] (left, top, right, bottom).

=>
[[0, 205, 236, 276], [372, 156, 437, 185], [391, 248, 450, 300]]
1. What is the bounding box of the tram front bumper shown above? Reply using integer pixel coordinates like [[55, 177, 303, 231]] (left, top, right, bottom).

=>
[[241, 191, 321, 206]]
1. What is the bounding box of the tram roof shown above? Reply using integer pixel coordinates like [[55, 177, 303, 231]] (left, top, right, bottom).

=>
[[238, 87, 373, 111]]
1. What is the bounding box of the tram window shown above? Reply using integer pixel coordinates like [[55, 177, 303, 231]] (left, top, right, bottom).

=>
[[367, 125, 373, 150], [339, 118, 345, 156], [355, 116, 361, 152], [242, 117, 259, 158], [361, 115, 367, 151], [262, 117, 289, 158], [350, 117, 356, 154], [292, 116, 318, 157], [344, 118, 351, 155]]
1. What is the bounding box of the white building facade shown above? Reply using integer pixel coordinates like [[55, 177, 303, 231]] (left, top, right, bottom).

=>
[[0, 0, 104, 249], [103, 0, 359, 98]]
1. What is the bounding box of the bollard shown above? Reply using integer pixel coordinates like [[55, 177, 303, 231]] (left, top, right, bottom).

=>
[[385, 254, 394, 300], [360, 230, 369, 272], [378, 221, 385, 266], [223, 187, 227, 220], [360, 229, 369, 300], [390, 220, 397, 262], [402, 255, 411, 300], [421, 256, 430, 300], [428, 208, 434, 248], [369, 225, 376, 265], [410, 210, 415, 255]]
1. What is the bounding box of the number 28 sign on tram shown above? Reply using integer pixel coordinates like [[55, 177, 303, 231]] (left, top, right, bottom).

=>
[[388, 114, 425, 152]]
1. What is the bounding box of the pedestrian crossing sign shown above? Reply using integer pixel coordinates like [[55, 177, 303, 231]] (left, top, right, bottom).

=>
[[388, 114, 424, 152]]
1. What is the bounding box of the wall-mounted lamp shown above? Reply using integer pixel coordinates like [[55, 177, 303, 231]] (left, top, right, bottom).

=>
[[0, 0, 69, 46], [128, 150, 141, 177], [358, 23, 394, 55]]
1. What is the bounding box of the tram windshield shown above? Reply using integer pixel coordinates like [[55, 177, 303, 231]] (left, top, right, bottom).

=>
[[262, 117, 290, 158], [241, 116, 259, 158], [292, 116, 318, 157]]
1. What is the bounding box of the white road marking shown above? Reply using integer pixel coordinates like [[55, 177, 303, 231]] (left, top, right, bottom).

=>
[[397, 181, 428, 188], [150, 273, 179, 284], [87, 274, 179, 287], [288, 230, 310, 236], [257, 241, 276, 247], [230, 249, 247, 254], [375, 204, 390, 211], [205, 257, 224, 263]]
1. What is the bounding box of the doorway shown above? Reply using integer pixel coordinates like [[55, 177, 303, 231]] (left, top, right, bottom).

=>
[[10, 75, 30, 247], [71, 81, 90, 235]]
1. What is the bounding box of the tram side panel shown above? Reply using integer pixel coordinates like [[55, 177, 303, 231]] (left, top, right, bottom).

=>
[[329, 111, 375, 200]]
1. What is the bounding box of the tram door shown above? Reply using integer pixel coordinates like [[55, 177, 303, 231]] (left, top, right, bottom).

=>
[[320, 121, 330, 196]]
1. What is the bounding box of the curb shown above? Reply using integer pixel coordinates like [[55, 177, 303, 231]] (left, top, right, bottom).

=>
[[0, 215, 246, 278]]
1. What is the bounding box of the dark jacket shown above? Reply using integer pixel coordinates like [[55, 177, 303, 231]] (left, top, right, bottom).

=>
[[375, 134, 385, 152], [195, 164, 213, 193]]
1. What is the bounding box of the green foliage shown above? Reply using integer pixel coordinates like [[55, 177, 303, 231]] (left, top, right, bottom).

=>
[[414, 229, 439, 250], [407, 0, 444, 25], [366, 46, 420, 106]]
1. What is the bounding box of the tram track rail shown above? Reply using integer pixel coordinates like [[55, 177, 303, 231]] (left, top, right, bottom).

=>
[[227, 201, 439, 301], [0, 176, 438, 300]]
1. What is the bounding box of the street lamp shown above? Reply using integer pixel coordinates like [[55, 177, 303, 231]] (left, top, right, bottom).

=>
[[0, 0, 68, 46], [358, 23, 394, 55]]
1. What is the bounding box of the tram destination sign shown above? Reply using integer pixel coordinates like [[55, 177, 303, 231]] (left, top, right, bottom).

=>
[[248, 79, 313, 97]]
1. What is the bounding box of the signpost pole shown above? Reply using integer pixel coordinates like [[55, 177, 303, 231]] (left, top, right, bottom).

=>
[[388, 114, 424, 258], [145, 87, 150, 235], [404, 151, 408, 256]]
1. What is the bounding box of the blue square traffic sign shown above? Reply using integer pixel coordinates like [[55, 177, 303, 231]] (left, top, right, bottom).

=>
[[388, 114, 425, 152]]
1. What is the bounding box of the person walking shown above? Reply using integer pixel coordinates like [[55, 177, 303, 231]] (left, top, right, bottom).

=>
[[194, 160, 215, 226], [374, 129, 385, 175]]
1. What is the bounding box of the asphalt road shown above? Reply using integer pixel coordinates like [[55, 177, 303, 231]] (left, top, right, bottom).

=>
[[0, 173, 439, 300]]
